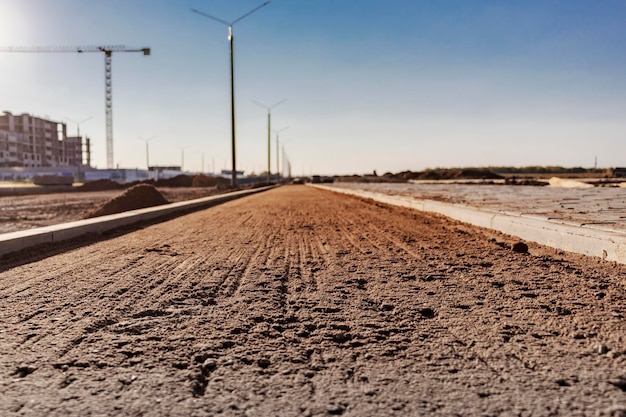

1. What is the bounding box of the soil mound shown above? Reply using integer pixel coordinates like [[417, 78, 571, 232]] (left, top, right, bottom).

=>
[[414, 168, 503, 180], [192, 174, 216, 187], [154, 175, 194, 188], [78, 179, 124, 192], [82, 184, 170, 219], [349, 169, 503, 182], [383, 168, 504, 181], [192, 174, 230, 189]]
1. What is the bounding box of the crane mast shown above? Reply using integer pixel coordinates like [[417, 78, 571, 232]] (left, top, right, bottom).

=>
[[104, 50, 114, 168], [0, 45, 151, 169]]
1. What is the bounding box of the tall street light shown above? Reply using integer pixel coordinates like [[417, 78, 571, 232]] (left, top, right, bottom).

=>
[[252, 99, 285, 183], [273, 126, 288, 179], [65, 116, 92, 138], [178, 146, 190, 172], [65, 116, 92, 168], [192, 1, 270, 188], [138, 135, 156, 169], [282, 145, 292, 178], [280, 138, 293, 178]]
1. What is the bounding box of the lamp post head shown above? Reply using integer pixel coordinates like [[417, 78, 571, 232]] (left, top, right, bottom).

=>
[[191, 1, 271, 188]]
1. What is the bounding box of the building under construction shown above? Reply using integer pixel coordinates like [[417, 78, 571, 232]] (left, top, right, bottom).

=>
[[0, 111, 86, 168]]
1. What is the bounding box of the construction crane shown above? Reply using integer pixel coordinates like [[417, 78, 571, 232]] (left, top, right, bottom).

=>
[[0, 45, 151, 168]]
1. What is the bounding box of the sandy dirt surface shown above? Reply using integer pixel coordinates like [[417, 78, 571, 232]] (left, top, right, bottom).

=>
[[0, 187, 223, 234], [1, 185, 626, 416]]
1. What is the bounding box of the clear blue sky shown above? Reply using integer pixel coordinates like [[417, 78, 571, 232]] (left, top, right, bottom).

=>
[[1, 0, 625, 175]]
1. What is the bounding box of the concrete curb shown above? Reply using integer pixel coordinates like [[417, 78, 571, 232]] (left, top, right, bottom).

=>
[[309, 184, 626, 264], [0, 185, 276, 257]]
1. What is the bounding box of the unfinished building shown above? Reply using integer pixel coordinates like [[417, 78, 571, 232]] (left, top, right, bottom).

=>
[[0, 111, 83, 168]]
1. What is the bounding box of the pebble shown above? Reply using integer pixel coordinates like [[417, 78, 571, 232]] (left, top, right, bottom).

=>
[[596, 344, 610, 354], [556, 306, 572, 316], [14, 365, 36, 378], [391, 402, 405, 411], [422, 274, 444, 282], [202, 359, 217, 373], [326, 404, 346, 415], [418, 308, 436, 318], [257, 358, 271, 368], [380, 303, 394, 312], [511, 242, 529, 253]]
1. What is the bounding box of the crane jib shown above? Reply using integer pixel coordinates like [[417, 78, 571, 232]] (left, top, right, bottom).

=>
[[0, 44, 151, 169], [0, 46, 150, 54]]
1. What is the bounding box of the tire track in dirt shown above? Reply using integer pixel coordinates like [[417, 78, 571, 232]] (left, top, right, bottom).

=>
[[1, 185, 626, 416]]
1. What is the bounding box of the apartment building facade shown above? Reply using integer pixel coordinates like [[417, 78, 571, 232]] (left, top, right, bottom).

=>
[[0, 111, 83, 168]]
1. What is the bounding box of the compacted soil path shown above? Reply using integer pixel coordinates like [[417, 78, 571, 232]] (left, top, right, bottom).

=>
[[1, 185, 625, 416], [0, 187, 224, 234]]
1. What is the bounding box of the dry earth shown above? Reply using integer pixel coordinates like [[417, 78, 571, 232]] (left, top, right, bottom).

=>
[[1, 185, 626, 416], [0, 187, 223, 234]]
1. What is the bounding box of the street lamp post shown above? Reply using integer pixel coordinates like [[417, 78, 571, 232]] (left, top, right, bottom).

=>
[[138, 135, 156, 169], [282, 145, 291, 178], [192, 1, 270, 188], [66, 116, 92, 167], [272, 126, 288, 180], [65, 116, 92, 138], [178, 146, 190, 172], [253, 99, 285, 183], [280, 138, 293, 178]]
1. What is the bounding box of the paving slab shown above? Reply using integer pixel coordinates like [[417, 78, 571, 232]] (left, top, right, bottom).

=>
[[311, 182, 626, 264]]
